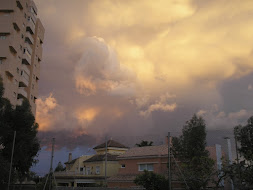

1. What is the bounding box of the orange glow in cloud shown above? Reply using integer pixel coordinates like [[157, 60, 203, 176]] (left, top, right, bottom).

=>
[[36, 94, 64, 131], [75, 108, 100, 124]]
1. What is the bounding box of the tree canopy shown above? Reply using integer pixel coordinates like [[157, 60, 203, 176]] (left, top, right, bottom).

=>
[[172, 114, 215, 190], [134, 170, 168, 190], [0, 77, 40, 184], [135, 140, 153, 147], [220, 117, 253, 189]]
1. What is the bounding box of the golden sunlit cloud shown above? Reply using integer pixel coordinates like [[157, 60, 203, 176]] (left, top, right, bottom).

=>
[[34, 0, 253, 136], [36, 93, 64, 131], [75, 108, 100, 124]]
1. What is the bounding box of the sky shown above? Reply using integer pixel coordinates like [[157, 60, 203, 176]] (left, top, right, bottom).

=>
[[32, 0, 253, 174]]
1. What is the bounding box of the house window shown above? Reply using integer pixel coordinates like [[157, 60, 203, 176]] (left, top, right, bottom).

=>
[[138, 164, 154, 171], [80, 167, 83, 172], [95, 166, 100, 174], [86, 167, 91, 175], [121, 164, 125, 168]]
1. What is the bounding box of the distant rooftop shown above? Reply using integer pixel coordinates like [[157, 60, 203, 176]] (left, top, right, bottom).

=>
[[84, 153, 118, 162], [93, 140, 128, 149], [64, 158, 78, 165], [118, 145, 168, 159]]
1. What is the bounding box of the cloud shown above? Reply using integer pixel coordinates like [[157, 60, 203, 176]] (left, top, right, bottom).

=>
[[33, 0, 253, 148], [74, 37, 135, 96], [136, 93, 177, 117], [36, 94, 65, 131], [197, 105, 253, 129]]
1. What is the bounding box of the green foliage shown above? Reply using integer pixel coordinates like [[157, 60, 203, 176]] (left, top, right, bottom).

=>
[[172, 114, 215, 190], [0, 80, 40, 184], [235, 117, 253, 162], [134, 170, 168, 190], [218, 117, 253, 189], [135, 140, 153, 147]]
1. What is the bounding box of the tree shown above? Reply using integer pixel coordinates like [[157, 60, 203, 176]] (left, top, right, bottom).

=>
[[135, 140, 153, 147], [172, 114, 215, 190], [55, 162, 65, 172], [0, 78, 40, 184], [219, 117, 253, 189], [134, 170, 168, 190]]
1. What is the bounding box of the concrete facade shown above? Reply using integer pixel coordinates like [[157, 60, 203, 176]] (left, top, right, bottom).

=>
[[0, 0, 44, 115]]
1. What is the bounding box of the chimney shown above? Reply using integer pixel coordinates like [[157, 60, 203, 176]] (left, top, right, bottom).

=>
[[68, 153, 72, 162], [165, 136, 172, 146]]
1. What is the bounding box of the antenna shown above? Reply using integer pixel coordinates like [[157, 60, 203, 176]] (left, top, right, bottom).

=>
[[43, 138, 57, 190]]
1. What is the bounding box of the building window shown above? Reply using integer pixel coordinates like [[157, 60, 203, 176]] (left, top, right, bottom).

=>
[[95, 166, 100, 174], [0, 60, 3, 64], [86, 167, 91, 175], [0, 35, 7, 40], [32, 84, 34, 89], [121, 164, 126, 168], [17, 68, 19, 74], [138, 164, 154, 171], [20, 45, 22, 51]]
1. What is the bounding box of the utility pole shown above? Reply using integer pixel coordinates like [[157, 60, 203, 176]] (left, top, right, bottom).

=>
[[7, 131, 16, 190], [168, 132, 172, 190], [105, 136, 108, 187], [43, 138, 56, 190]]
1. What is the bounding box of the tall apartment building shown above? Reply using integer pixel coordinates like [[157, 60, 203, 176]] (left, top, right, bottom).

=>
[[0, 0, 44, 115]]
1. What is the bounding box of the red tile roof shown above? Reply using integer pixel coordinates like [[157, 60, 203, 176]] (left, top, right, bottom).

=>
[[84, 153, 118, 162], [118, 145, 168, 159]]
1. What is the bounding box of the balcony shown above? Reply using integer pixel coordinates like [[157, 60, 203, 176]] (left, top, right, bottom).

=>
[[19, 76, 29, 87], [26, 21, 35, 35], [16, 1, 23, 10], [9, 40, 18, 54], [18, 88, 27, 99], [22, 53, 31, 65], [25, 32, 34, 45], [21, 64, 30, 75], [13, 22, 20, 32]]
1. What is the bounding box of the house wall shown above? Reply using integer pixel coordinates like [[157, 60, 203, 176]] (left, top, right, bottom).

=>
[[84, 161, 120, 177], [118, 157, 168, 175], [66, 155, 93, 173]]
